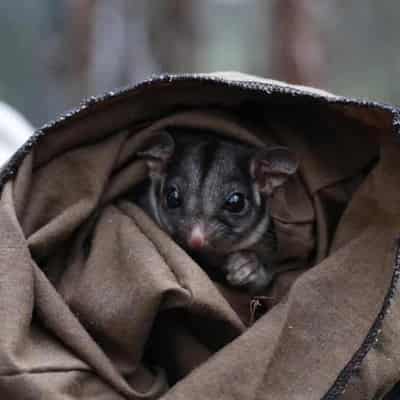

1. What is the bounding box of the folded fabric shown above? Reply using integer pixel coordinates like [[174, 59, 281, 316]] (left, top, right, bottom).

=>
[[0, 72, 399, 400]]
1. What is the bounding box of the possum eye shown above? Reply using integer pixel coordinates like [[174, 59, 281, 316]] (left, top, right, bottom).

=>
[[165, 185, 182, 209], [223, 192, 247, 214]]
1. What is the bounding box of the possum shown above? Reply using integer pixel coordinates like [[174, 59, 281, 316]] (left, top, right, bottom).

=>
[[135, 128, 298, 293]]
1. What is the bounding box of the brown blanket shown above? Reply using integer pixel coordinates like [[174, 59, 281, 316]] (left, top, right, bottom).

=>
[[1, 72, 400, 399]]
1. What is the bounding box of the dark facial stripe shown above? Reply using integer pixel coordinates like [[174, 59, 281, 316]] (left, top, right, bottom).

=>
[[198, 139, 220, 187]]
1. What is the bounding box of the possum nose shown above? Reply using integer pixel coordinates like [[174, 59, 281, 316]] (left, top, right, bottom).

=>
[[188, 224, 206, 250]]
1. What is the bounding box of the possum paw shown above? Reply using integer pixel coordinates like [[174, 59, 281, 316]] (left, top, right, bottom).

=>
[[223, 251, 273, 293]]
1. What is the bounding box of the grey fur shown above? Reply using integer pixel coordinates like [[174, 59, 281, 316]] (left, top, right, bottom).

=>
[[136, 129, 297, 293]]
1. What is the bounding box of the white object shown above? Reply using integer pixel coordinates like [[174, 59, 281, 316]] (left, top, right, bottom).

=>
[[0, 101, 34, 166]]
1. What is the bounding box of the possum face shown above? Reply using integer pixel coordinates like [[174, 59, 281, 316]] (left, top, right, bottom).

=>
[[138, 129, 297, 256]]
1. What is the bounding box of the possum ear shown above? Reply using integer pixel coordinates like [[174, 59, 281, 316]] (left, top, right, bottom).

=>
[[137, 130, 175, 177], [250, 147, 298, 195]]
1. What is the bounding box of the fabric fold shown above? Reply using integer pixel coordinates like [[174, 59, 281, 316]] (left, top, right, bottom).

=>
[[0, 72, 399, 400]]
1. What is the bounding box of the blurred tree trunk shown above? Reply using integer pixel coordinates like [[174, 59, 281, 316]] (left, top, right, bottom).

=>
[[40, 0, 94, 120], [67, 0, 94, 97], [150, 0, 197, 73], [271, 0, 326, 87], [40, 0, 159, 120], [123, 1, 161, 84], [89, 0, 160, 94]]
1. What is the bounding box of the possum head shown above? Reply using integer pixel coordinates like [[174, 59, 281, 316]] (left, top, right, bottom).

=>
[[137, 129, 298, 257]]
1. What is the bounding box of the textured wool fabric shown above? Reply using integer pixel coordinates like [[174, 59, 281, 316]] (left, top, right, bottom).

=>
[[0, 72, 400, 399]]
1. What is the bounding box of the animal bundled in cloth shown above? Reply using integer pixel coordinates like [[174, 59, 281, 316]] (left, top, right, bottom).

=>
[[0, 72, 400, 400], [136, 129, 298, 293]]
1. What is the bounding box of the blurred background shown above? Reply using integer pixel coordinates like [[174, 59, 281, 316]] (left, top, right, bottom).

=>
[[0, 0, 400, 157]]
